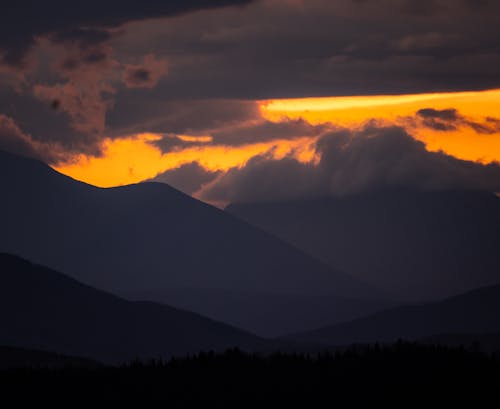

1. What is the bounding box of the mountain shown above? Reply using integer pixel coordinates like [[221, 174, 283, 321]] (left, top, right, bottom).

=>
[[227, 189, 500, 300], [0, 253, 267, 363], [0, 149, 386, 336], [284, 285, 500, 346], [126, 287, 393, 337]]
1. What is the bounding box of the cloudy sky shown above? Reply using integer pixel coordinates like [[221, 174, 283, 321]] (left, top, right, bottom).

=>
[[1, 0, 500, 205]]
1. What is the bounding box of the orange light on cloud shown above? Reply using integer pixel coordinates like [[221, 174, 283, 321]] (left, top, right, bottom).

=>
[[55, 133, 316, 188], [261, 89, 500, 163], [176, 134, 213, 142], [261, 89, 500, 124], [55, 89, 500, 189]]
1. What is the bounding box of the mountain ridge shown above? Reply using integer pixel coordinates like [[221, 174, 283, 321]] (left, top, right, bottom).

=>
[[0, 149, 387, 336], [227, 188, 500, 300], [284, 284, 500, 346], [0, 253, 267, 363]]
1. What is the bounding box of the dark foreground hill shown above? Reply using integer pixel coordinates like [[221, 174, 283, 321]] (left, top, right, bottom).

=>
[[227, 189, 500, 300], [284, 285, 500, 346], [0, 346, 99, 369], [0, 149, 385, 336], [1, 344, 498, 408], [0, 253, 266, 363], [420, 333, 500, 354]]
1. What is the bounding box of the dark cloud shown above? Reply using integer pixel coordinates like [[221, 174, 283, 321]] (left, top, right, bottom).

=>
[[129, 69, 150, 82], [0, 114, 65, 163], [417, 108, 461, 131], [417, 108, 460, 121], [0, 86, 104, 161], [149, 134, 212, 153], [107, 99, 261, 138], [0, 115, 39, 158], [416, 108, 500, 134], [211, 119, 328, 146], [146, 114, 328, 154], [199, 126, 500, 204], [148, 162, 221, 195], [123, 54, 168, 89], [110, 0, 500, 100], [49, 28, 114, 48], [2, 0, 500, 165], [0, 0, 254, 66]]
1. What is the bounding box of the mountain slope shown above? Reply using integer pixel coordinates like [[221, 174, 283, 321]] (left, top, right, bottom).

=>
[[0, 149, 364, 295], [0, 150, 385, 335], [284, 285, 500, 346], [0, 253, 266, 363], [227, 189, 500, 300]]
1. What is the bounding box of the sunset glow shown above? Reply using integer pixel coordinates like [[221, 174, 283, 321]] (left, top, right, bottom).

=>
[[56, 134, 317, 187], [55, 89, 500, 188]]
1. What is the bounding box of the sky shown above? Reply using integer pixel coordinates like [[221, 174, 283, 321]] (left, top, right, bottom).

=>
[[1, 0, 500, 206]]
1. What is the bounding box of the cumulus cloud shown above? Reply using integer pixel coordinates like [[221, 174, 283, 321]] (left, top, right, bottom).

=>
[[148, 162, 221, 195], [198, 126, 500, 204]]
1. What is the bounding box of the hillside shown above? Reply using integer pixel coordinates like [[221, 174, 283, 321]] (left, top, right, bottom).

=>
[[284, 285, 500, 346], [0, 150, 384, 335], [0, 253, 266, 363], [227, 189, 500, 300]]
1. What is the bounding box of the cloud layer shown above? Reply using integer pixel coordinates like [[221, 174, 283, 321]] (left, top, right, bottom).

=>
[[2, 0, 500, 165], [198, 126, 500, 204], [0, 0, 253, 66]]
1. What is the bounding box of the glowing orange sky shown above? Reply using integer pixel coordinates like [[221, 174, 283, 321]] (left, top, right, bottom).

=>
[[55, 89, 500, 188], [57, 134, 316, 187], [261, 89, 500, 163]]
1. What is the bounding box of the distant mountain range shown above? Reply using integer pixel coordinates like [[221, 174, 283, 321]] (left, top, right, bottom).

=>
[[2, 252, 500, 365], [0, 150, 387, 336], [0, 253, 266, 363], [284, 285, 500, 347], [227, 189, 500, 300]]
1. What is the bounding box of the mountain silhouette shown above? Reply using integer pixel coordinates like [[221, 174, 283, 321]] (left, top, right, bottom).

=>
[[227, 189, 500, 300], [0, 253, 267, 363], [0, 149, 387, 336], [284, 284, 500, 346]]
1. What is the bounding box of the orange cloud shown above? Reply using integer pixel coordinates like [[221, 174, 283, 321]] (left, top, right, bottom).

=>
[[261, 89, 500, 163], [55, 133, 315, 187], [54, 89, 500, 189]]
